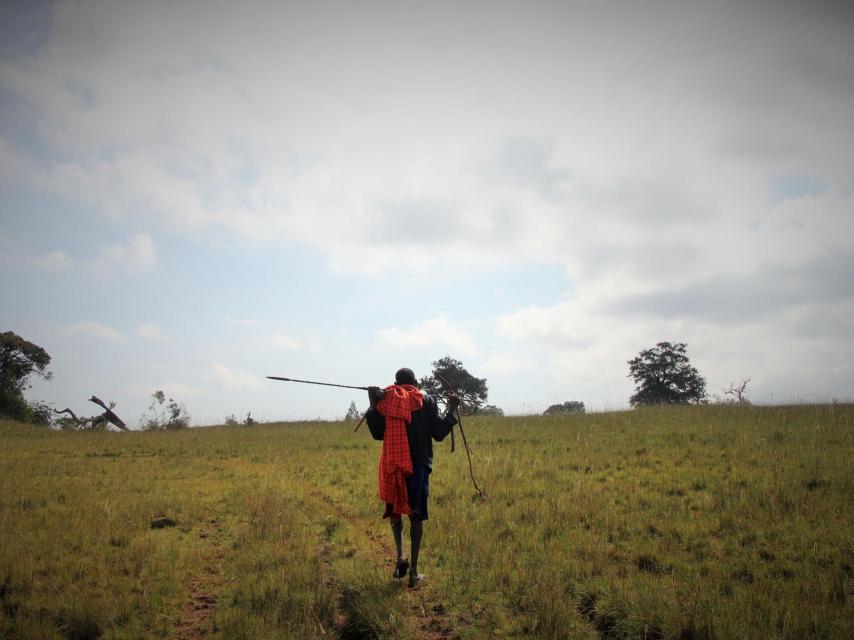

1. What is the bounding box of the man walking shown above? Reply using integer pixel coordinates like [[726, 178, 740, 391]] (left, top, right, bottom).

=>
[[366, 367, 458, 588]]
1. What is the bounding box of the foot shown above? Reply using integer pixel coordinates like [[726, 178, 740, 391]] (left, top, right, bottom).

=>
[[407, 573, 425, 588], [393, 558, 409, 579]]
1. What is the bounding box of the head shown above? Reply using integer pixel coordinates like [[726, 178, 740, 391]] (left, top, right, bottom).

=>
[[395, 367, 417, 386]]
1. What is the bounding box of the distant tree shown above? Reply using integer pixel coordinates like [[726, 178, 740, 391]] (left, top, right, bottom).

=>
[[0, 331, 53, 424], [628, 341, 707, 407], [722, 378, 751, 405], [544, 401, 586, 415], [344, 401, 360, 422], [225, 411, 255, 426], [419, 356, 488, 416], [140, 390, 191, 430], [477, 404, 505, 417]]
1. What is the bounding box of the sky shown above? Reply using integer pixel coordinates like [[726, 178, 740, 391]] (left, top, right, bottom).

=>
[[1, 0, 853, 426]]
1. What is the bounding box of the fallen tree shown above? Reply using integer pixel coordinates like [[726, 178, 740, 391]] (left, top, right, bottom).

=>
[[54, 395, 127, 431]]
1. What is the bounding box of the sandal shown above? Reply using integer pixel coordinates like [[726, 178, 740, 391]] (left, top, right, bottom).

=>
[[393, 558, 409, 579]]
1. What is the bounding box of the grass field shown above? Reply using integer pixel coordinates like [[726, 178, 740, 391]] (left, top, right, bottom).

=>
[[1, 404, 852, 639]]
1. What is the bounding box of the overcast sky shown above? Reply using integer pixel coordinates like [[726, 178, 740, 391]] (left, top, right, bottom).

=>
[[2, 0, 853, 425]]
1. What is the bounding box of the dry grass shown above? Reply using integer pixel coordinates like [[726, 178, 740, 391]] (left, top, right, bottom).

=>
[[1, 403, 852, 639]]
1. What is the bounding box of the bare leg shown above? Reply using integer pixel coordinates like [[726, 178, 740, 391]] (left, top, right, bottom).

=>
[[391, 518, 403, 560], [408, 517, 423, 586], [391, 518, 409, 579]]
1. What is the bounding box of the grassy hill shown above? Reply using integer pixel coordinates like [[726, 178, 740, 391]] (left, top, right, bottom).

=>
[[1, 404, 852, 639]]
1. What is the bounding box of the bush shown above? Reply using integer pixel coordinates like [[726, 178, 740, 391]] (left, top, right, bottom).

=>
[[226, 412, 255, 426], [477, 404, 505, 416], [544, 401, 586, 415], [139, 390, 190, 430]]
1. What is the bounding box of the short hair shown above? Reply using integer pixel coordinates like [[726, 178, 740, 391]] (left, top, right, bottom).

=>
[[395, 368, 417, 386]]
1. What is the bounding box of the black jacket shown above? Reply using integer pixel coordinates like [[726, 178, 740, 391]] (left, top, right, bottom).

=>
[[366, 395, 456, 470]]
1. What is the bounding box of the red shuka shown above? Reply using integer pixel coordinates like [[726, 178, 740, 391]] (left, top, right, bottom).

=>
[[376, 384, 424, 516]]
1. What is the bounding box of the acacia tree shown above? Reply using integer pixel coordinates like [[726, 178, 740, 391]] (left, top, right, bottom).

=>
[[419, 356, 488, 415], [628, 341, 707, 407], [0, 331, 53, 424], [723, 378, 751, 404]]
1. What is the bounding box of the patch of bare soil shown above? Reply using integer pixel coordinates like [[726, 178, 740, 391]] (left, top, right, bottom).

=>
[[172, 517, 226, 640]]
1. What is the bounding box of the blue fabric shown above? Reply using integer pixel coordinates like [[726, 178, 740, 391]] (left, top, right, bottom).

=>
[[406, 464, 431, 520]]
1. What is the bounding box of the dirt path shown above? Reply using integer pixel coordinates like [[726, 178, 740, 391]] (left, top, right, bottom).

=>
[[172, 517, 226, 640], [308, 488, 461, 640]]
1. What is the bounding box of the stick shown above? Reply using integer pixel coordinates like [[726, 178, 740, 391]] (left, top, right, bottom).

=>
[[455, 406, 485, 500], [353, 408, 370, 432], [266, 376, 370, 391], [434, 374, 484, 499]]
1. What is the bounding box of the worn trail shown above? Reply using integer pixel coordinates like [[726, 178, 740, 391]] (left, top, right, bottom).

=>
[[172, 516, 227, 640], [305, 484, 461, 640]]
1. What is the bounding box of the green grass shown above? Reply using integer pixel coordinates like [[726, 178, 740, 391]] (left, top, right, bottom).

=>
[[1, 404, 852, 639]]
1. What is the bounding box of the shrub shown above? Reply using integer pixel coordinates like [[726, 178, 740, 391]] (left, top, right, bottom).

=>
[[139, 390, 190, 430], [544, 401, 585, 415]]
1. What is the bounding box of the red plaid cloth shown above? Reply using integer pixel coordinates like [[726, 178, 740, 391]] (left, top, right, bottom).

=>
[[376, 384, 423, 516]]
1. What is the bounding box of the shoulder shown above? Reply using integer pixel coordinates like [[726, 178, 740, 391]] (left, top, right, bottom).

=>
[[420, 394, 438, 408]]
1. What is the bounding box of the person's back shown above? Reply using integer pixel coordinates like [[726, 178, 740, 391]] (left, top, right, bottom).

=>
[[367, 392, 452, 469], [364, 367, 458, 587]]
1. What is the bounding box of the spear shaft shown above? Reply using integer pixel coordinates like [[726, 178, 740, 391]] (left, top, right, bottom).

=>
[[266, 376, 370, 391]]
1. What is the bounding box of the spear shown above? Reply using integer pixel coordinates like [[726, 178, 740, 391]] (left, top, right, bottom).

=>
[[267, 376, 372, 430], [266, 376, 370, 391]]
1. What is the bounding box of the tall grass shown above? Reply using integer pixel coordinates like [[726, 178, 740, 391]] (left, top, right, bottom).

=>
[[1, 404, 852, 639]]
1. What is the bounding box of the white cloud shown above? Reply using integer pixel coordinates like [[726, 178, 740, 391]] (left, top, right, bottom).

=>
[[3, 0, 849, 280], [35, 250, 73, 271], [136, 323, 166, 341], [378, 315, 477, 357], [211, 362, 264, 391], [63, 321, 126, 342], [3, 1, 854, 411], [95, 233, 157, 273], [263, 333, 302, 350], [478, 352, 533, 375], [224, 317, 261, 327]]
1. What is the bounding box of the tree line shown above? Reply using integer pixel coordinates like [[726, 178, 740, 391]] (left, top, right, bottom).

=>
[[3, 330, 740, 429]]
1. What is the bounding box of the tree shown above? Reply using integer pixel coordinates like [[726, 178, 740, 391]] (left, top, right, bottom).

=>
[[0, 331, 53, 424], [419, 356, 488, 416], [54, 396, 127, 431], [344, 401, 360, 422], [722, 378, 751, 404], [628, 342, 707, 407], [140, 390, 191, 430], [477, 404, 505, 417], [544, 401, 586, 415]]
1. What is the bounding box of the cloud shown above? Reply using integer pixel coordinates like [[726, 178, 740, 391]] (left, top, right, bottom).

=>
[[136, 323, 166, 341], [63, 321, 125, 342], [478, 352, 533, 375], [1, 0, 847, 278], [263, 333, 302, 350], [94, 233, 157, 273], [35, 250, 73, 271], [211, 362, 264, 391], [378, 315, 476, 357], [3, 0, 854, 410], [224, 317, 261, 327]]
